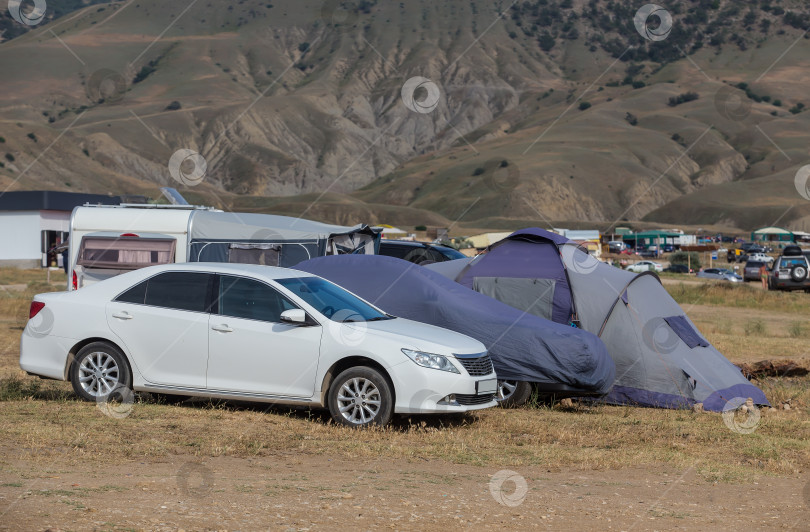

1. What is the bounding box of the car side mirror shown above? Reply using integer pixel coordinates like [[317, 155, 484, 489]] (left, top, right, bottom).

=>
[[280, 309, 307, 325]]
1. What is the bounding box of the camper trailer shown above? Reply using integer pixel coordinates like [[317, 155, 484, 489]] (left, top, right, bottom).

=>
[[67, 204, 379, 290]]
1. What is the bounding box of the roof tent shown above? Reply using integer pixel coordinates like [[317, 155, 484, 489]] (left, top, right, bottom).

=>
[[188, 211, 379, 267], [425, 228, 768, 412], [296, 254, 615, 396]]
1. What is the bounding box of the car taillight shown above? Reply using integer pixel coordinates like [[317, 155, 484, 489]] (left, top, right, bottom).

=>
[[72, 270, 78, 290], [29, 301, 45, 319]]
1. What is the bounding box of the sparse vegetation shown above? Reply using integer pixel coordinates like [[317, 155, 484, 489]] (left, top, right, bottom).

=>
[[165, 100, 182, 111], [668, 92, 699, 107], [578, 101, 591, 111]]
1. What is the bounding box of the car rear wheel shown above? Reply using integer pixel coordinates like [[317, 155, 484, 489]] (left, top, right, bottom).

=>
[[790, 265, 808, 283], [70, 342, 132, 402], [496, 380, 532, 408], [328, 367, 393, 428]]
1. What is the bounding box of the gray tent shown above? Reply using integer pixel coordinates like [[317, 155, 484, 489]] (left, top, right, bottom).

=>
[[426, 228, 768, 412], [187, 211, 378, 267]]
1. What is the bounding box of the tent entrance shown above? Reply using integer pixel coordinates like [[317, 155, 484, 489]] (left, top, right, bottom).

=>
[[473, 277, 557, 322]]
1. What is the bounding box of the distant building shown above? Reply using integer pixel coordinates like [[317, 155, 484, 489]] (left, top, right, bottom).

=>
[[750, 226, 794, 243], [468, 232, 512, 250], [0, 191, 121, 268], [374, 225, 409, 240]]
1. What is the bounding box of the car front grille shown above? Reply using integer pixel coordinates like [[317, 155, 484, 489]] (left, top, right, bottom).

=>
[[455, 393, 496, 406], [455, 353, 494, 376]]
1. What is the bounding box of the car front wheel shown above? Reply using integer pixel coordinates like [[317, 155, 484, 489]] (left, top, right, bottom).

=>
[[496, 380, 532, 408], [69, 342, 132, 402], [328, 366, 393, 427]]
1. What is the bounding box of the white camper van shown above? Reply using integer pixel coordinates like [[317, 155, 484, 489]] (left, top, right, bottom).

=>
[[67, 204, 379, 290]]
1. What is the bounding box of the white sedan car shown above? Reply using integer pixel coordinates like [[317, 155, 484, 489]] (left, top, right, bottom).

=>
[[21, 263, 497, 427], [625, 260, 664, 273]]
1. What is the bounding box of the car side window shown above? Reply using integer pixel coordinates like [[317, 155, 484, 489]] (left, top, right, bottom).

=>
[[217, 275, 298, 323], [380, 243, 412, 260], [140, 272, 213, 312], [116, 279, 148, 304]]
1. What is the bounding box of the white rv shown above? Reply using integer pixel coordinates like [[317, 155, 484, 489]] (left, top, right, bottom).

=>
[[67, 204, 379, 290]]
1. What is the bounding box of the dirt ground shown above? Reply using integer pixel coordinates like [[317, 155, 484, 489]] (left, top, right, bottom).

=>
[[1, 271, 809, 531], [1, 453, 807, 531]]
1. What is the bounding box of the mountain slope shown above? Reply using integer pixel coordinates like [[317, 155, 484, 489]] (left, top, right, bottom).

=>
[[0, 0, 809, 231]]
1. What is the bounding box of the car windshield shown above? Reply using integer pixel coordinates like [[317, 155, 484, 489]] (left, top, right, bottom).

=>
[[276, 277, 391, 322], [435, 246, 466, 260]]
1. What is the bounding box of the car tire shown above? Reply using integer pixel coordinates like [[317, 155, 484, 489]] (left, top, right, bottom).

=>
[[328, 366, 393, 428], [496, 380, 532, 408], [69, 342, 132, 402], [790, 265, 808, 283]]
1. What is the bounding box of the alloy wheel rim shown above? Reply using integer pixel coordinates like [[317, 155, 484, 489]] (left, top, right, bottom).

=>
[[497, 380, 517, 401], [336, 377, 381, 424], [78, 351, 120, 397]]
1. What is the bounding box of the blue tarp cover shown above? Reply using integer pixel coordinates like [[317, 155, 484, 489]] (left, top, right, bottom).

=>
[[297, 255, 616, 395]]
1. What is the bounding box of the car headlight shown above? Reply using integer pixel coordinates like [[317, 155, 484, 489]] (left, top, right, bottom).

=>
[[401, 348, 460, 373]]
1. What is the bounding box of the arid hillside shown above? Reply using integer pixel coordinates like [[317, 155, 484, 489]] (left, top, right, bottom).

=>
[[1, 0, 810, 231]]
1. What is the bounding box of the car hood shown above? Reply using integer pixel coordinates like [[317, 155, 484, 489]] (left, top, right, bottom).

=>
[[338, 317, 485, 356]]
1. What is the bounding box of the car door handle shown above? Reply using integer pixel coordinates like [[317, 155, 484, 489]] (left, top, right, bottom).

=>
[[112, 312, 133, 320], [211, 324, 233, 333]]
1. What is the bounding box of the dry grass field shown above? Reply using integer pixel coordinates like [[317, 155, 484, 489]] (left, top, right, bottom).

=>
[[0, 268, 808, 529]]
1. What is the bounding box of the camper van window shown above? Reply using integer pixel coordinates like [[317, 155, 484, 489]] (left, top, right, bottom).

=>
[[77, 237, 176, 270], [228, 243, 281, 266]]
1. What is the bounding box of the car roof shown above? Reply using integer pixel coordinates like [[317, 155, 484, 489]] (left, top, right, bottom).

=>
[[138, 262, 316, 280]]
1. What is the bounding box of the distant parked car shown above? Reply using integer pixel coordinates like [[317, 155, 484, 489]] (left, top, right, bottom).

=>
[[769, 246, 810, 292], [659, 244, 675, 253], [727, 249, 747, 263], [626, 261, 663, 273], [663, 264, 691, 274], [743, 260, 767, 282], [608, 241, 629, 254], [637, 249, 659, 258], [378, 240, 466, 264], [747, 253, 774, 265], [697, 268, 743, 283], [20, 263, 497, 427]]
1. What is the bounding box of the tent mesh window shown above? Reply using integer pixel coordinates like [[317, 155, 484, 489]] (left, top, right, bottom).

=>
[[228, 243, 281, 266], [77, 237, 176, 270], [663, 315, 709, 349]]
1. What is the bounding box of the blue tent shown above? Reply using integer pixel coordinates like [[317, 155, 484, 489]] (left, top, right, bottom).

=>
[[425, 228, 769, 412], [297, 255, 615, 396]]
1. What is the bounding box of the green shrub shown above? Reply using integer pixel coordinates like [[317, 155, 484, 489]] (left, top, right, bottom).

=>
[[414, 225, 427, 231], [669, 251, 701, 270]]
